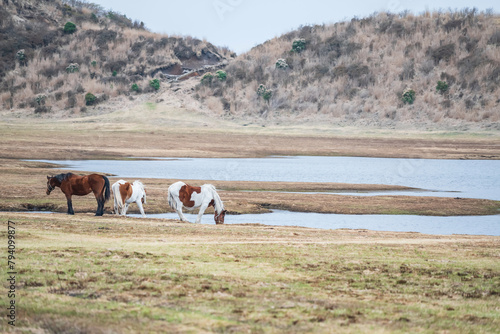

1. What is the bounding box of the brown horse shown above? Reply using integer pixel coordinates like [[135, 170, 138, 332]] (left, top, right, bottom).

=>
[[46, 173, 110, 216]]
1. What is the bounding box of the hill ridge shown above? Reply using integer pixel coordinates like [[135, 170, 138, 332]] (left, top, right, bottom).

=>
[[1, 1, 499, 131], [194, 9, 499, 129], [0, 0, 231, 114]]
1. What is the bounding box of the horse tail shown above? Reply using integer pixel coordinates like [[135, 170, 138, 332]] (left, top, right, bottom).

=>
[[102, 175, 110, 202], [112, 181, 123, 211]]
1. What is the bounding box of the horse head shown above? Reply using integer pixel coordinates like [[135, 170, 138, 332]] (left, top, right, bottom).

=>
[[214, 209, 227, 224], [46, 176, 56, 195]]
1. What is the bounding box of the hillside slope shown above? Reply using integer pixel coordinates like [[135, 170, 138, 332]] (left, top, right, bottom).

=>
[[196, 10, 500, 129], [1, 2, 499, 131], [0, 0, 231, 115]]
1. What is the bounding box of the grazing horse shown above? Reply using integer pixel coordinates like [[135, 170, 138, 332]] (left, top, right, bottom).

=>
[[46, 173, 110, 216], [112, 180, 147, 217], [168, 181, 226, 224]]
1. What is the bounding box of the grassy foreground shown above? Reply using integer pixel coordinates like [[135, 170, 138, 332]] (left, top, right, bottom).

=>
[[1, 212, 499, 333]]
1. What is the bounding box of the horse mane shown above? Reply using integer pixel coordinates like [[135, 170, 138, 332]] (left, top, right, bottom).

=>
[[53, 173, 74, 182], [206, 184, 224, 213]]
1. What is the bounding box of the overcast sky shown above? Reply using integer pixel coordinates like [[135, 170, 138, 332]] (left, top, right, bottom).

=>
[[90, 0, 498, 54]]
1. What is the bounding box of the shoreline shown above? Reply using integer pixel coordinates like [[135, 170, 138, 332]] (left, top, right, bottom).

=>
[[1, 159, 499, 217]]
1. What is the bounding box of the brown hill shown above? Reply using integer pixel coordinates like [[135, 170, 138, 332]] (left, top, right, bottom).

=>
[[196, 9, 500, 129], [1, 1, 499, 131], [0, 0, 231, 114]]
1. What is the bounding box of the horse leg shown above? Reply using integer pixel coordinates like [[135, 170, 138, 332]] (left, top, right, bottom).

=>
[[66, 195, 74, 215], [95, 197, 104, 216], [136, 200, 146, 218], [195, 203, 209, 224], [176, 201, 189, 222], [113, 197, 119, 215], [121, 203, 129, 216], [116, 201, 124, 216]]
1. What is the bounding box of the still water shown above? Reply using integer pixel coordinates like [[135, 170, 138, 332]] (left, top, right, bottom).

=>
[[36, 156, 500, 235], [130, 210, 500, 236], [38, 156, 500, 200]]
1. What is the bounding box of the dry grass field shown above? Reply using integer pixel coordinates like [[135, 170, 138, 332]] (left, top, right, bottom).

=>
[[0, 103, 500, 333], [2, 101, 500, 160], [1, 211, 500, 333], [1, 1, 500, 332]]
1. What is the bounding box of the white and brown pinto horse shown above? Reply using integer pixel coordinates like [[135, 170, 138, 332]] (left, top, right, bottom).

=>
[[168, 181, 226, 224], [112, 180, 147, 217]]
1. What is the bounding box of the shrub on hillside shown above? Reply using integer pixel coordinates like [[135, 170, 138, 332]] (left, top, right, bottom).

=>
[[35, 94, 46, 106], [63, 22, 77, 34], [400, 60, 415, 80], [257, 84, 272, 102], [201, 72, 214, 85], [131, 83, 140, 92], [419, 59, 434, 75], [291, 39, 306, 53], [436, 81, 449, 94], [16, 50, 27, 66], [275, 59, 289, 70], [215, 70, 227, 81], [149, 79, 160, 91], [85, 92, 97, 106], [66, 63, 79, 73], [401, 88, 416, 105], [104, 59, 127, 73]]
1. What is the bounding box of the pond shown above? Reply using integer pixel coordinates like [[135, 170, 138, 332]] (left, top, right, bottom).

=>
[[35, 156, 500, 235], [37, 156, 500, 200], [129, 210, 500, 236]]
